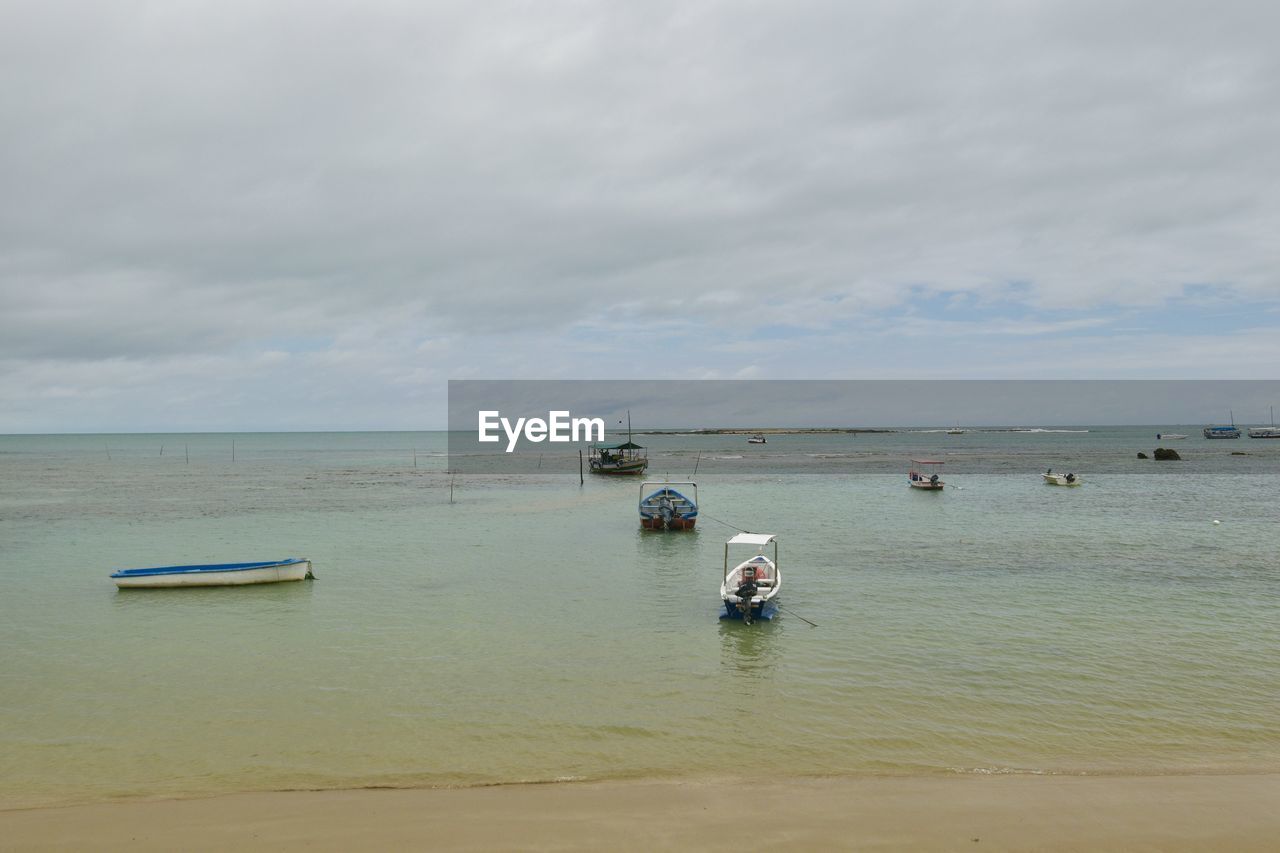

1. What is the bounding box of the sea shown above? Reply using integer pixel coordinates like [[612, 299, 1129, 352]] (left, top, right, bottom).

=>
[[1, 428, 1277, 808]]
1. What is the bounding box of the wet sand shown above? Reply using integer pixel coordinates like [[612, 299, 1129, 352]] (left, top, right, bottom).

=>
[[3, 774, 1278, 851]]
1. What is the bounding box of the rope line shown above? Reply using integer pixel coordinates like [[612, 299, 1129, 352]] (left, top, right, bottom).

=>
[[699, 513, 752, 533]]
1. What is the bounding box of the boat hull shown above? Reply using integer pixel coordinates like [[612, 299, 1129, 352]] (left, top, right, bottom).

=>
[[640, 516, 697, 531], [1042, 474, 1081, 486], [908, 480, 945, 490], [1248, 429, 1280, 438], [590, 462, 648, 475], [720, 599, 778, 620], [112, 559, 312, 589]]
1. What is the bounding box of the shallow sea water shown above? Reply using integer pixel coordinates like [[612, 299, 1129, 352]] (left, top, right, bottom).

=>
[[1, 429, 1278, 807]]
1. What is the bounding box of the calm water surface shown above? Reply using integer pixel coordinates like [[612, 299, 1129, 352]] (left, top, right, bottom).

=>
[[1, 429, 1278, 807]]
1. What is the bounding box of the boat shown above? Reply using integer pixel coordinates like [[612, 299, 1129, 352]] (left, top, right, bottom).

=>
[[588, 441, 648, 474], [639, 481, 698, 530], [589, 410, 648, 475], [111, 558, 313, 589], [946, 427, 966, 435], [1042, 469, 1081, 486], [1204, 411, 1241, 439], [907, 459, 945, 490], [719, 533, 781, 624], [1155, 433, 1187, 440], [1248, 407, 1280, 439], [747, 434, 767, 444]]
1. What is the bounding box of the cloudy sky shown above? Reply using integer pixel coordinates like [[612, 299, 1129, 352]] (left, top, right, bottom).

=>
[[2, 1, 1277, 431]]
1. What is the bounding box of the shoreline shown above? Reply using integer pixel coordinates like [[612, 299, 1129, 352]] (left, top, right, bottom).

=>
[[4, 773, 1278, 852]]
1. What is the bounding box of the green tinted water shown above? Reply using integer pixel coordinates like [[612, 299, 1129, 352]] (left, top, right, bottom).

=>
[[1, 431, 1278, 807]]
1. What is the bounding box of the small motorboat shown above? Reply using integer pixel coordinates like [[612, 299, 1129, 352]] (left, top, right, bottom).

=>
[[747, 434, 767, 444], [908, 459, 945, 490], [639, 481, 698, 530], [1042, 470, 1081, 486], [111, 558, 313, 588], [1155, 433, 1187, 440], [720, 533, 781, 624]]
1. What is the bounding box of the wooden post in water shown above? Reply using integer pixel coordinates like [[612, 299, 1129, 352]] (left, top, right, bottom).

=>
[[159, 444, 164, 457], [413, 447, 417, 469], [232, 439, 236, 463], [579, 450, 584, 485], [449, 472, 456, 503], [185, 444, 189, 464]]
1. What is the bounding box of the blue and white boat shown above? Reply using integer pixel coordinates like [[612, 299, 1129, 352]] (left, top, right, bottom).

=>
[[639, 481, 698, 530], [720, 533, 781, 624], [1204, 410, 1241, 439], [111, 558, 313, 588]]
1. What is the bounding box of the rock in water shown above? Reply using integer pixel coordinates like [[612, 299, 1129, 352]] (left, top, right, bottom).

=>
[[1153, 447, 1181, 460], [1137, 452, 1149, 459]]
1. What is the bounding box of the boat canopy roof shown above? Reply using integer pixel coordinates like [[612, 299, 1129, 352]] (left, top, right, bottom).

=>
[[595, 442, 644, 450], [727, 532, 777, 546], [910, 459, 944, 464]]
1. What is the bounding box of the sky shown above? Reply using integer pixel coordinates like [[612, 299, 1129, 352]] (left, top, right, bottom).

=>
[[2, 1, 1278, 432]]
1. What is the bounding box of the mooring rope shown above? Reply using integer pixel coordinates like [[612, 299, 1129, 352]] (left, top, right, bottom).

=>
[[698, 512, 752, 533]]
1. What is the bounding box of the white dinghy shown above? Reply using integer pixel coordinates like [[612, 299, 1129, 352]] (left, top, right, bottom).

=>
[[111, 558, 313, 588]]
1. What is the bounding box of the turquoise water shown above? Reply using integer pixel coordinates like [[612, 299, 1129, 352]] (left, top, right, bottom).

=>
[[1, 430, 1278, 807]]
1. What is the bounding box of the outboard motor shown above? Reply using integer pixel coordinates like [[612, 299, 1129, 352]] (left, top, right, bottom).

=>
[[1065, 473, 1075, 483], [929, 473, 939, 485], [659, 496, 675, 528], [736, 565, 759, 624]]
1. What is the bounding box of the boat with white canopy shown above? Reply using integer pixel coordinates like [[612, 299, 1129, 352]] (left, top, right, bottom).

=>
[[719, 533, 781, 624], [639, 481, 698, 530], [908, 459, 945, 490]]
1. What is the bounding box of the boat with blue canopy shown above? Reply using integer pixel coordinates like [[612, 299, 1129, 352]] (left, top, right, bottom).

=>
[[1204, 410, 1241, 439], [111, 558, 313, 588]]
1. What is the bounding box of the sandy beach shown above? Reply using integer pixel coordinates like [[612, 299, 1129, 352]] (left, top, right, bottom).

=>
[[3, 774, 1277, 852]]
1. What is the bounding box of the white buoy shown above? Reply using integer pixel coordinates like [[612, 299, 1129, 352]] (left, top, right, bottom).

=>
[[1213, 520, 1221, 525]]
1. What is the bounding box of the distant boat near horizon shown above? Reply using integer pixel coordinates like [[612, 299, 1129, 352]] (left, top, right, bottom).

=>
[[1156, 433, 1187, 440], [1248, 406, 1280, 439]]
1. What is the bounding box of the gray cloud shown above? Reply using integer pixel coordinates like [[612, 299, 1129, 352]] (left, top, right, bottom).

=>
[[2, 1, 1278, 429]]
